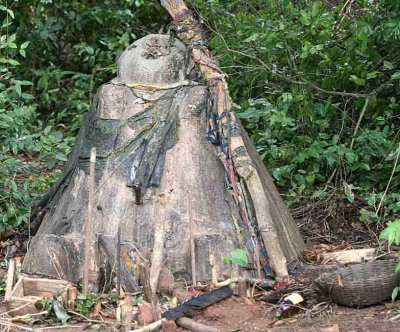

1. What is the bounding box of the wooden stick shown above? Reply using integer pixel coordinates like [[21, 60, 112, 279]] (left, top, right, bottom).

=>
[[5, 259, 15, 301], [117, 224, 122, 299], [209, 254, 218, 286], [83, 147, 96, 293], [177, 317, 219, 332], [128, 318, 166, 332], [122, 293, 133, 331], [68, 286, 78, 310], [149, 194, 166, 320], [138, 260, 152, 304], [214, 277, 274, 289], [188, 190, 196, 285], [253, 240, 262, 280]]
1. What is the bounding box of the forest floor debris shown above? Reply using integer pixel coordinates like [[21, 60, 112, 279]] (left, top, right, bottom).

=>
[[0, 211, 397, 331]]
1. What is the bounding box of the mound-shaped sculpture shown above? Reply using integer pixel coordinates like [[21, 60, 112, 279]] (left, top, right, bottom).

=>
[[23, 34, 303, 292]]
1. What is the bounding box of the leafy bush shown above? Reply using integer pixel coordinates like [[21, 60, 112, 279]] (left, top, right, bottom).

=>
[[191, 0, 400, 226], [0, 4, 71, 231], [0, 1, 166, 231]]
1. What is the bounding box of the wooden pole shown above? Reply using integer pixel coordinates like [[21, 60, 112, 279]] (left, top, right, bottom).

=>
[[122, 292, 133, 331], [83, 147, 96, 293], [209, 254, 218, 287], [117, 224, 122, 299], [5, 259, 15, 301], [188, 190, 196, 286], [149, 194, 166, 320]]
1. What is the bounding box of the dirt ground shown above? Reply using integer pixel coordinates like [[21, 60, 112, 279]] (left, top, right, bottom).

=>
[[194, 297, 400, 332], [1, 297, 397, 332]]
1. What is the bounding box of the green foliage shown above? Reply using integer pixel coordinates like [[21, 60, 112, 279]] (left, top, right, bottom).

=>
[[380, 220, 400, 247], [131, 295, 144, 306], [379, 219, 400, 300], [0, 1, 166, 232], [191, 0, 400, 225], [0, 3, 71, 231], [76, 293, 98, 316]]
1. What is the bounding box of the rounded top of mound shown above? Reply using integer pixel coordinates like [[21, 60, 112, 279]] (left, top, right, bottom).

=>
[[115, 34, 188, 86]]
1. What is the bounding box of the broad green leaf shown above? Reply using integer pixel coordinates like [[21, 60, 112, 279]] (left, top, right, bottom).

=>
[[300, 10, 310, 25], [391, 72, 400, 80], [10, 181, 17, 192], [7, 9, 14, 19], [392, 287, 399, 302], [230, 249, 248, 267], [243, 34, 259, 43], [384, 61, 394, 69], [380, 220, 400, 246], [350, 75, 365, 86], [15, 83, 21, 96], [366, 71, 380, 80], [20, 41, 30, 50], [44, 125, 52, 135], [7, 59, 19, 66]]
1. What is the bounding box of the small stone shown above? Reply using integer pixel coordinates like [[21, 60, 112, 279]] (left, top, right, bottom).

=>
[[137, 302, 154, 325], [161, 319, 177, 332]]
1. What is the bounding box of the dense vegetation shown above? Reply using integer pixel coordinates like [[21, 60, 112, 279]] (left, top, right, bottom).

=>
[[1, 0, 400, 238]]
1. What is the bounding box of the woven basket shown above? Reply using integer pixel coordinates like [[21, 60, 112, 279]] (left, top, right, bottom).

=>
[[314, 260, 400, 307]]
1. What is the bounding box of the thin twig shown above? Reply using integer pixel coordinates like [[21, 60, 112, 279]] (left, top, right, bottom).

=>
[[376, 142, 400, 216], [350, 97, 369, 149], [67, 310, 117, 325]]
